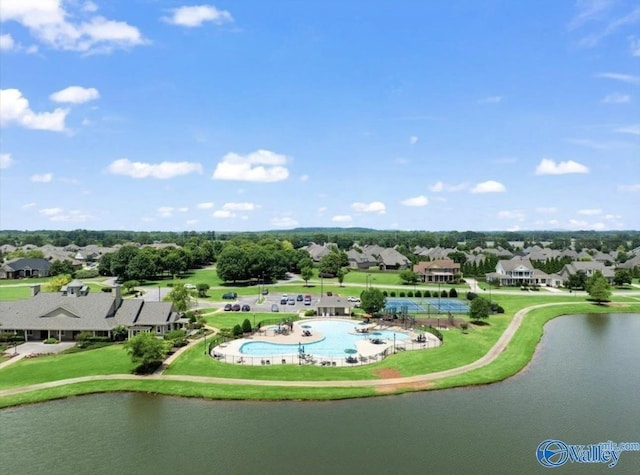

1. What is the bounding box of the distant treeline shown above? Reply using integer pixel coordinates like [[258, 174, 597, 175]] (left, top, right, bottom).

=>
[[1, 229, 639, 253]]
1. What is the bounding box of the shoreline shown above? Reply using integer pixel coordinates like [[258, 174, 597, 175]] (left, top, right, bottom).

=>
[[1, 301, 639, 408]]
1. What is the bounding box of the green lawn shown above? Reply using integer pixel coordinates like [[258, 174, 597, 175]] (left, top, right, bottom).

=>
[[0, 282, 107, 302], [0, 344, 135, 390], [204, 312, 299, 329]]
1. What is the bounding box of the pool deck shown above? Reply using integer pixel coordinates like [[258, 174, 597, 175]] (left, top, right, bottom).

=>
[[211, 318, 440, 366]]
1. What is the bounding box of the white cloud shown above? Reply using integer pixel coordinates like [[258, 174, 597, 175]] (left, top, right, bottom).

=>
[[299, 174, 310, 182], [574, 5, 640, 47], [222, 202, 256, 211], [82, 1, 98, 13], [400, 195, 429, 207], [186, 219, 198, 226], [0, 89, 68, 131], [578, 208, 602, 215], [212, 149, 290, 182], [270, 216, 298, 227], [428, 181, 467, 192], [50, 86, 100, 104], [39, 207, 63, 216], [178, 207, 189, 213], [212, 210, 235, 218], [0, 33, 15, 50], [0, 0, 146, 53], [106, 158, 203, 179], [498, 210, 525, 221], [568, 0, 613, 31], [31, 173, 53, 183], [332, 215, 353, 223], [568, 219, 606, 230], [157, 206, 174, 218], [22, 202, 36, 209], [196, 202, 215, 210], [614, 124, 640, 135], [535, 158, 589, 175], [49, 209, 93, 223], [409, 135, 418, 144], [478, 96, 502, 104], [470, 180, 506, 193], [352, 201, 386, 213], [164, 5, 233, 27], [0, 153, 13, 169], [596, 72, 640, 85], [618, 183, 640, 192], [317, 206, 327, 216], [602, 93, 631, 104]]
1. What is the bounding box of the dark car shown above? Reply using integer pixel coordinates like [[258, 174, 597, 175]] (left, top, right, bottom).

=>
[[222, 292, 237, 300], [241, 304, 250, 312], [280, 296, 288, 305], [271, 304, 279, 312], [232, 304, 241, 311], [296, 294, 303, 301], [223, 303, 232, 311], [261, 288, 269, 295]]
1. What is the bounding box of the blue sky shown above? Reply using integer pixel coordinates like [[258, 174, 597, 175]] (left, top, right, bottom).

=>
[[1, 0, 638, 232]]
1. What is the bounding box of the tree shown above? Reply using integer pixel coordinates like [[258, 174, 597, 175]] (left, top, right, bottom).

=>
[[112, 324, 128, 341], [336, 268, 345, 287], [196, 283, 210, 298], [587, 273, 611, 303], [167, 283, 191, 313], [216, 246, 249, 282], [242, 318, 252, 333], [469, 297, 490, 322], [46, 274, 72, 292], [613, 268, 632, 287], [398, 269, 420, 285], [567, 271, 587, 290], [359, 288, 386, 314], [49, 259, 76, 277], [122, 280, 140, 295], [124, 332, 168, 371], [301, 266, 313, 287]]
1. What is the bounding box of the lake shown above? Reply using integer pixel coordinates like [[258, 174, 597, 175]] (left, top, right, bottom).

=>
[[1, 313, 639, 475]]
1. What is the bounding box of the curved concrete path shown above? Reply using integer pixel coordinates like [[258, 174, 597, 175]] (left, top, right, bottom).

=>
[[0, 301, 602, 398]]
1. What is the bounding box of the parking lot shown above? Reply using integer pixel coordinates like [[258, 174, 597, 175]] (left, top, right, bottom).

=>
[[221, 292, 316, 313]]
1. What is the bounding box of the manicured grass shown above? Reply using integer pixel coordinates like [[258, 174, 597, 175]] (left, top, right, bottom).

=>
[[0, 379, 376, 408], [0, 345, 135, 390], [204, 312, 298, 329], [0, 286, 31, 301]]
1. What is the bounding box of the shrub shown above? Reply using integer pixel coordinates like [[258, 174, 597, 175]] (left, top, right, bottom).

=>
[[382, 290, 388, 297], [44, 337, 58, 344], [75, 268, 99, 279], [218, 328, 234, 339], [232, 324, 243, 337], [242, 318, 252, 333], [466, 291, 478, 301], [407, 291, 413, 298], [390, 291, 396, 297], [304, 309, 316, 317], [423, 325, 443, 341], [164, 329, 187, 341], [399, 291, 406, 297], [414, 290, 422, 298], [449, 288, 457, 298], [101, 287, 113, 293], [490, 303, 505, 314], [460, 323, 469, 333], [423, 290, 431, 297], [441, 290, 448, 297]]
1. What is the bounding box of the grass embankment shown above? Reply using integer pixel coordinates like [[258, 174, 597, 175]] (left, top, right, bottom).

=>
[[0, 345, 134, 390]]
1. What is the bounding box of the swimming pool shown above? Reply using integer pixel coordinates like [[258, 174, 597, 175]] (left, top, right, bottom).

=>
[[240, 320, 410, 358]]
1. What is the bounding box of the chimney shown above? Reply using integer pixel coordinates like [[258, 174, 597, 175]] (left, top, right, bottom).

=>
[[114, 284, 122, 308], [30, 284, 40, 297]]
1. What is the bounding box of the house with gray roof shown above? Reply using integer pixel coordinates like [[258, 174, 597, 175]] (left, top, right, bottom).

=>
[[0, 281, 181, 342], [558, 261, 615, 283], [316, 294, 352, 317], [346, 249, 378, 270], [486, 257, 551, 286], [377, 248, 411, 270], [413, 259, 460, 283], [0, 258, 51, 279]]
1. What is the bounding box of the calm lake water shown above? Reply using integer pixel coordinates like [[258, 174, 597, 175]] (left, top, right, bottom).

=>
[[1, 313, 639, 475]]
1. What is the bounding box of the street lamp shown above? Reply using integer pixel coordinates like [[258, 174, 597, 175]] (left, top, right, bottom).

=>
[[253, 313, 256, 332], [393, 333, 396, 354], [366, 273, 371, 290], [203, 332, 207, 355]]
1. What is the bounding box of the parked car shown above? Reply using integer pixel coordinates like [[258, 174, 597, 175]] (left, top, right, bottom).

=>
[[296, 294, 304, 301], [223, 303, 232, 311], [280, 296, 288, 305], [184, 283, 196, 290], [222, 292, 237, 299], [271, 303, 279, 312], [261, 288, 269, 295], [232, 304, 241, 311], [241, 304, 250, 312], [304, 295, 312, 305], [287, 297, 296, 305]]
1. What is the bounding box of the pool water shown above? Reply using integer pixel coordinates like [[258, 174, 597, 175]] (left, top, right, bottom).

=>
[[240, 320, 409, 358]]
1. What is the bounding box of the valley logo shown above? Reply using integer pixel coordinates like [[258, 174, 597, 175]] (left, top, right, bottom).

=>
[[536, 439, 640, 468]]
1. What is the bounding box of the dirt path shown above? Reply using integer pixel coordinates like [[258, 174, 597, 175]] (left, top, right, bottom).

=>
[[0, 302, 596, 398]]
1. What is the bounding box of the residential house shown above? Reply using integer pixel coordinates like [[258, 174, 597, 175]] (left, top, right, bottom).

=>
[[486, 257, 550, 286], [377, 248, 411, 270], [0, 281, 182, 342], [0, 258, 51, 279], [413, 259, 461, 283], [558, 261, 615, 283], [346, 249, 378, 270], [302, 243, 332, 262]]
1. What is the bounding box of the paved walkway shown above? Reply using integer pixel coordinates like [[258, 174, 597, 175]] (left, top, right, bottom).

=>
[[0, 301, 592, 398]]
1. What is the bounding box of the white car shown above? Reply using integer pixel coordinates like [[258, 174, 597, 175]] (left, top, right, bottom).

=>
[[184, 283, 196, 289], [347, 296, 360, 303]]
